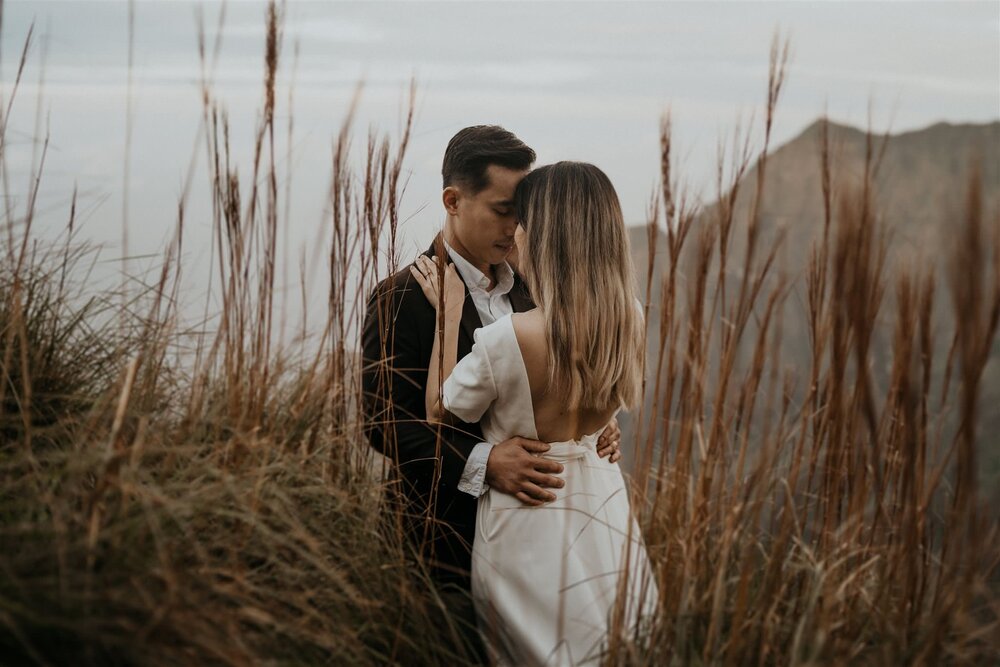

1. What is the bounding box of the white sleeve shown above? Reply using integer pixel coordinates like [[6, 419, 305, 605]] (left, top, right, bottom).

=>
[[458, 442, 494, 497], [442, 329, 498, 423]]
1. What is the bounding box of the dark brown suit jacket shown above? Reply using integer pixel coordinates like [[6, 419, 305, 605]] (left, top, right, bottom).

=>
[[361, 240, 534, 586]]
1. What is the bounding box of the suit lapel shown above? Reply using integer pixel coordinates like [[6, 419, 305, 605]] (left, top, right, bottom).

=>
[[509, 273, 535, 313], [457, 294, 482, 358]]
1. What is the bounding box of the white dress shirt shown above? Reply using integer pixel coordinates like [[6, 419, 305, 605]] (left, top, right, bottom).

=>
[[444, 240, 514, 497]]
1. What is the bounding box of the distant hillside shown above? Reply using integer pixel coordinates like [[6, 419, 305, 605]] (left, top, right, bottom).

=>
[[626, 118, 1000, 498], [741, 119, 998, 263], [631, 118, 1000, 288]]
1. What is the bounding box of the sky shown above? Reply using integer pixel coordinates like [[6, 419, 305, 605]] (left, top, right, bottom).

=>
[[2, 0, 998, 325]]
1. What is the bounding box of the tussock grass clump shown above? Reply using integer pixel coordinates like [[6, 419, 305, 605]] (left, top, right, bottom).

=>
[[0, 426, 478, 665], [0, 241, 135, 451]]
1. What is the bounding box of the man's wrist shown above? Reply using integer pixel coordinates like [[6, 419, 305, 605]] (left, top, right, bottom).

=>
[[484, 444, 495, 486]]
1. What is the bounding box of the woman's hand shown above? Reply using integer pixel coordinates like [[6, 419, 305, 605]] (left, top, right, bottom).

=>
[[596, 417, 622, 463], [409, 255, 465, 317], [412, 255, 465, 422]]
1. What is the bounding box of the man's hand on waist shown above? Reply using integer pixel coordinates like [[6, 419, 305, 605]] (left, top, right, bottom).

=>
[[485, 437, 564, 506]]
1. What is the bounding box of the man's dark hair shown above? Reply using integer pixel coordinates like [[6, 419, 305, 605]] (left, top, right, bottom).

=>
[[442, 125, 536, 193]]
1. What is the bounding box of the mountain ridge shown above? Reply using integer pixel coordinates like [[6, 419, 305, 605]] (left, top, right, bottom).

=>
[[623, 116, 1000, 498], [629, 116, 1000, 270]]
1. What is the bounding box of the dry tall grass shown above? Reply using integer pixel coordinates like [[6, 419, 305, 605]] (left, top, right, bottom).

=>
[[1, 5, 476, 665], [0, 6, 997, 666], [618, 38, 999, 667]]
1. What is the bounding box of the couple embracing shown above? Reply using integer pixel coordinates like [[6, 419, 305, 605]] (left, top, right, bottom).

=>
[[362, 125, 657, 666]]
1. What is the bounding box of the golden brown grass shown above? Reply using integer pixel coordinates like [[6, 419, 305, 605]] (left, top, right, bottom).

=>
[[0, 7, 997, 666], [616, 36, 999, 667]]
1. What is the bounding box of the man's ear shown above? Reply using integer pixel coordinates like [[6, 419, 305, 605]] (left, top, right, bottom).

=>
[[442, 186, 461, 216]]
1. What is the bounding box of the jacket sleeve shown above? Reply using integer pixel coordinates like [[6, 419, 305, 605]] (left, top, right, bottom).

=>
[[360, 273, 482, 502], [442, 328, 498, 424]]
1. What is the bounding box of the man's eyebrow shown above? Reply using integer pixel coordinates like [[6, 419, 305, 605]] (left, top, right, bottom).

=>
[[491, 199, 515, 207]]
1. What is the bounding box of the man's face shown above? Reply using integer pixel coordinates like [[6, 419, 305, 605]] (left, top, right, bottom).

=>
[[444, 164, 528, 271]]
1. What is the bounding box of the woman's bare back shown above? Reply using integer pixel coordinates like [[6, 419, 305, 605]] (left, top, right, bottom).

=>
[[510, 309, 616, 442]]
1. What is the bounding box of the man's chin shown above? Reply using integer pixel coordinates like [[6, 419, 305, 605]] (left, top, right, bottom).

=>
[[492, 246, 514, 264]]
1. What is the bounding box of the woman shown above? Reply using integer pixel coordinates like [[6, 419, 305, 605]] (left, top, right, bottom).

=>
[[410, 162, 657, 665]]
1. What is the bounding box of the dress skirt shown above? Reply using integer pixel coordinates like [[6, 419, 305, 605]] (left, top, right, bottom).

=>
[[470, 433, 658, 666]]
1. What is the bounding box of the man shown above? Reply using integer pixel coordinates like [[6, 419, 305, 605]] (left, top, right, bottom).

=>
[[361, 125, 622, 591]]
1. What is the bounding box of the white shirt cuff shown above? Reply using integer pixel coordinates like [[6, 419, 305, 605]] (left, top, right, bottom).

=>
[[458, 442, 493, 497]]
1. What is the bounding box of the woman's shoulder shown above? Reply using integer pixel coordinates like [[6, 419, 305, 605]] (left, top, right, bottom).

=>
[[509, 309, 544, 341], [467, 314, 520, 368], [509, 310, 548, 372], [474, 312, 516, 344]]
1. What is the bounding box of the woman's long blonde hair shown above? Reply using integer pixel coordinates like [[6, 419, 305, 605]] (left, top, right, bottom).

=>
[[514, 162, 643, 411]]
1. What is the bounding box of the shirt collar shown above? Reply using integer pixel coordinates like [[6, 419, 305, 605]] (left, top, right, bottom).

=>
[[443, 240, 515, 295]]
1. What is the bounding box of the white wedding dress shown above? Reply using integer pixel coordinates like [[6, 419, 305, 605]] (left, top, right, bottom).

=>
[[443, 314, 658, 666]]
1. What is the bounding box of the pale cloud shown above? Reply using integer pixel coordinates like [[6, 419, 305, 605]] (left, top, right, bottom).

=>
[[226, 17, 386, 45], [787, 63, 999, 98]]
